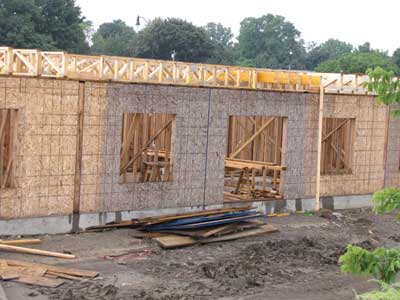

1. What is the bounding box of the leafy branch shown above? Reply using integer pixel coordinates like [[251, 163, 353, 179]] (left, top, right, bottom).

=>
[[364, 67, 400, 117], [372, 188, 400, 218], [339, 245, 400, 284]]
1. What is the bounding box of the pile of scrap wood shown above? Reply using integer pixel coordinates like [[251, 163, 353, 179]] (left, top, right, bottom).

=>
[[86, 207, 278, 249], [0, 259, 98, 288]]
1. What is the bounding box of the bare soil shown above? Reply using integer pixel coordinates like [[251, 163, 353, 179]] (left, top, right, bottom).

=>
[[2, 208, 400, 300]]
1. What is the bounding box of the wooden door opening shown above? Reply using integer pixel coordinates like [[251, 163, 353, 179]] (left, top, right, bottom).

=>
[[224, 116, 287, 202], [120, 113, 175, 183]]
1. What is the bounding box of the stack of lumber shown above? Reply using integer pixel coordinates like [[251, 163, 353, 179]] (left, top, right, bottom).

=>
[[0, 259, 98, 288], [131, 207, 278, 249]]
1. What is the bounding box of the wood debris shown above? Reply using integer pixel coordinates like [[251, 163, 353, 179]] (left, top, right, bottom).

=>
[[0, 259, 98, 288], [87, 207, 278, 249]]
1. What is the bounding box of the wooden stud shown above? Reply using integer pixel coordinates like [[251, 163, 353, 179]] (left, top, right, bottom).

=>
[[73, 82, 85, 218], [316, 83, 324, 211]]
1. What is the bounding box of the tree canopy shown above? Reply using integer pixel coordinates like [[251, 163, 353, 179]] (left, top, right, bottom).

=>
[[1, 2, 400, 75], [236, 14, 306, 69], [204, 22, 234, 65], [392, 48, 400, 70], [0, 0, 89, 53], [305, 39, 353, 70], [133, 18, 214, 62], [315, 52, 398, 74], [91, 19, 136, 57]]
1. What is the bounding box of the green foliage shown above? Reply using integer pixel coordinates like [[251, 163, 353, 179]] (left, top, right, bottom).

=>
[[303, 210, 316, 216], [35, 0, 89, 53], [236, 14, 306, 69], [364, 67, 400, 117], [0, 0, 89, 53], [339, 245, 400, 284], [315, 52, 398, 74], [204, 22, 234, 65], [393, 48, 400, 71], [91, 20, 136, 57], [134, 18, 214, 63], [305, 39, 353, 70], [357, 284, 400, 300], [0, 0, 54, 49], [372, 188, 400, 217]]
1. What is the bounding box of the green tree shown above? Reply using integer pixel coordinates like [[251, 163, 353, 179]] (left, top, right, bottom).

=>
[[342, 68, 400, 299], [236, 14, 306, 69], [315, 52, 398, 74], [0, 0, 89, 53], [91, 20, 136, 57], [0, 0, 54, 49], [357, 42, 372, 53], [134, 18, 214, 62], [305, 39, 353, 70], [204, 22, 234, 65], [36, 0, 89, 53], [392, 48, 400, 70]]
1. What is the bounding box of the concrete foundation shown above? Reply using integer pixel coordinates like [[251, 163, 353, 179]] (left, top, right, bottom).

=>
[[0, 194, 373, 236]]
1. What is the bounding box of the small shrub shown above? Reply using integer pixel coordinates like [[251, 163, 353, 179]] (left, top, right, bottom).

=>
[[339, 245, 400, 284], [372, 188, 400, 218], [357, 283, 400, 300]]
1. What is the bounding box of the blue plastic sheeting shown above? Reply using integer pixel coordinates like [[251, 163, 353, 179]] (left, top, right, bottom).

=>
[[142, 210, 257, 231], [143, 214, 265, 231]]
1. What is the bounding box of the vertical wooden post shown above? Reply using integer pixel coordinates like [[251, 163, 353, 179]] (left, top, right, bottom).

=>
[[315, 82, 324, 211], [6, 48, 13, 75], [60, 52, 67, 78], [72, 82, 85, 232], [279, 118, 288, 196]]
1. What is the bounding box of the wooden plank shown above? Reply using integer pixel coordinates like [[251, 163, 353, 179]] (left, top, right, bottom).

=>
[[3, 259, 98, 278], [0, 244, 75, 259], [153, 235, 195, 249], [0, 267, 20, 281], [0, 266, 45, 278], [46, 271, 83, 281], [316, 84, 324, 211], [72, 82, 85, 220], [201, 225, 278, 243], [225, 159, 286, 171], [0, 239, 41, 246]]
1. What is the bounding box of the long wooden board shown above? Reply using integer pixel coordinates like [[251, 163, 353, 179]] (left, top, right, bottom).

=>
[[153, 225, 278, 249], [0, 244, 75, 259], [0, 239, 41, 246], [200, 225, 278, 243]]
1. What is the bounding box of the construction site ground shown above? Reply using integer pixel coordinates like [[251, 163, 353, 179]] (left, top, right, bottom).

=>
[[2, 208, 400, 300]]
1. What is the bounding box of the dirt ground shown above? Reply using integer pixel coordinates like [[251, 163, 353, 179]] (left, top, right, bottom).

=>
[[2, 208, 400, 300]]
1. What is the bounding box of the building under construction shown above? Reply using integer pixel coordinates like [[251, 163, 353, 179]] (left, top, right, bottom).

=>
[[0, 47, 398, 233]]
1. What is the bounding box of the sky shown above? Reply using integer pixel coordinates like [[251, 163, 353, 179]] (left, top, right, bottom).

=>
[[77, 0, 399, 53]]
